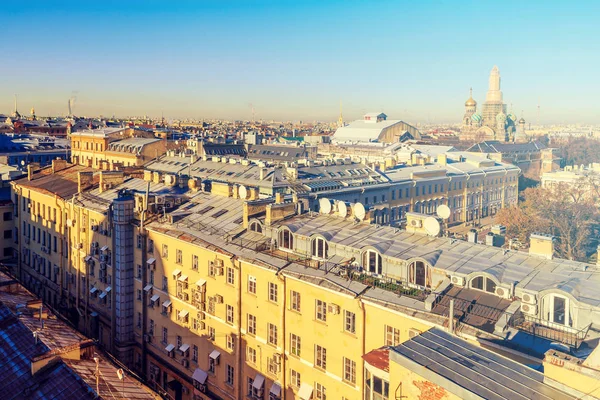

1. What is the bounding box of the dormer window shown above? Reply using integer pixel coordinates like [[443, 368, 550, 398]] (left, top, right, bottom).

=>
[[362, 250, 382, 275], [311, 237, 328, 259], [279, 229, 294, 250], [470, 276, 496, 294], [249, 221, 262, 233]]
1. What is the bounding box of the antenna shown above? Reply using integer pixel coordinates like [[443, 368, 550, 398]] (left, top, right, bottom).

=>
[[537, 97, 540, 127], [14, 94, 18, 114]]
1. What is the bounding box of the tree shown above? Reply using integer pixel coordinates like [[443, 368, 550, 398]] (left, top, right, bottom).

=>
[[496, 181, 599, 261], [555, 136, 600, 168]]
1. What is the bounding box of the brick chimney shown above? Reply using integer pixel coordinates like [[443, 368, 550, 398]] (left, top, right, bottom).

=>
[[52, 158, 68, 174], [529, 233, 554, 260], [78, 172, 94, 193], [99, 171, 125, 193]]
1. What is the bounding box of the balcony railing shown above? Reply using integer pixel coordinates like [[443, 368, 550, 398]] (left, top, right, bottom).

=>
[[508, 311, 591, 348]]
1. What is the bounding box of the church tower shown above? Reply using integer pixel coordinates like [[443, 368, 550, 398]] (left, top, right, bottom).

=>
[[481, 65, 507, 136], [462, 88, 477, 129]]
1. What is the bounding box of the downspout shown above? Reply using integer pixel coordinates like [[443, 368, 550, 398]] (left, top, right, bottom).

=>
[[278, 269, 287, 399], [235, 256, 243, 400], [141, 182, 150, 377], [359, 297, 366, 400]]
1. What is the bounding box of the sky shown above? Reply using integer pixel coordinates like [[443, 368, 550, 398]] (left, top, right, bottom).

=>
[[2, 0, 600, 124]]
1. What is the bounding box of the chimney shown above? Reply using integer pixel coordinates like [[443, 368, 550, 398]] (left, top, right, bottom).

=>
[[27, 165, 35, 181], [98, 171, 125, 193], [529, 233, 554, 260], [275, 192, 284, 204], [467, 229, 478, 244], [143, 170, 153, 181], [52, 158, 68, 173], [259, 168, 268, 180], [437, 154, 448, 166], [78, 171, 94, 193]]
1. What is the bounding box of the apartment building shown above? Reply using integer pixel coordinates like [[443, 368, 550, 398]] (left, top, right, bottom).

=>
[[10, 162, 597, 400]]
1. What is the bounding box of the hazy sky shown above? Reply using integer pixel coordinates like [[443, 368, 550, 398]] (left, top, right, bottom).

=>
[[2, 0, 599, 123]]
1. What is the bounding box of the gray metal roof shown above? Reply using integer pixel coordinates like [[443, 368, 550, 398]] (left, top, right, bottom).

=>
[[390, 328, 574, 400]]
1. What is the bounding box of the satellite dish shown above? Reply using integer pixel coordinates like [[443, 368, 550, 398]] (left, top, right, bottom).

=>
[[239, 186, 248, 199], [436, 205, 451, 220], [319, 198, 332, 214], [353, 202, 366, 221], [424, 217, 441, 237], [337, 201, 349, 218]]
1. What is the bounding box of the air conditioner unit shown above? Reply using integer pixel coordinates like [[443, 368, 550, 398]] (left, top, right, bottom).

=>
[[410, 219, 422, 228], [494, 287, 511, 299], [451, 276, 465, 286], [327, 304, 340, 315], [521, 293, 537, 305], [215, 294, 224, 304], [520, 303, 538, 315], [408, 328, 421, 339]]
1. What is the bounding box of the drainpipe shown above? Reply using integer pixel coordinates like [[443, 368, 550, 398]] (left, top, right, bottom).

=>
[[141, 182, 149, 378]]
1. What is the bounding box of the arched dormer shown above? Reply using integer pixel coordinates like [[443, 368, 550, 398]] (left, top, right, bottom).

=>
[[361, 248, 383, 275], [407, 259, 431, 288], [248, 220, 263, 234], [310, 235, 329, 259], [278, 227, 294, 250], [539, 288, 579, 328], [468, 274, 498, 294]]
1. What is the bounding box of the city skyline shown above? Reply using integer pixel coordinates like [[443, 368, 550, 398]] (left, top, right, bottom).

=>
[[2, 0, 600, 123]]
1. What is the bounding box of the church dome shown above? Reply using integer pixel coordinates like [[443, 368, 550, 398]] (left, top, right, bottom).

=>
[[507, 113, 517, 122], [519, 117, 525, 123], [496, 112, 507, 123], [471, 113, 482, 122], [465, 97, 477, 107]]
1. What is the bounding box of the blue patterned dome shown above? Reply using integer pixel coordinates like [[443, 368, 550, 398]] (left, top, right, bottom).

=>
[[471, 113, 482, 122], [507, 113, 517, 122]]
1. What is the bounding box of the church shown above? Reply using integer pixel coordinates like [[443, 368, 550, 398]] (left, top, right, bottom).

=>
[[462, 66, 526, 142]]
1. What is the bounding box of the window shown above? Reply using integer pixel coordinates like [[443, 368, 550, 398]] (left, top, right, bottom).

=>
[[408, 261, 428, 287], [247, 346, 256, 364], [248, 275, 256, 294], [343, 358, 356, 384], [385, 325, 400, 346], [226, 267, 234, 284], [177, 335, 182, 348], [176, 250, 182, 264], [290, 333, 301, 356], [247, 314, 256, 335], [290, 370, 301, 388], [162, 276, 168, 291], [208, 326, 216, 341], [192, 345, 198, 362], [137, 289, 142, 301], [268, 323, 278, 346], [311, 237, 328, 259], [192, 255, 198, 271], [249, 221, 262, 233], [344, 311, 356, 334], [136, 235, 142, 249], [470, 276, 497, 294], [290, 290, 301, 312], [247, 377, 254, 398], [315, 382, 326, 400], [315, 300, 327, 322], [137, 312, 142, 328], [544, 294, 571, 326], [4, 230, 12, 239], [226, 365, 234, 386], [208, 357, 216, 374], [162, 327, 168, 344], [148, 239, 154, 254], [162, 244, 168, 258], [3, 212, 12, 221], [279, 229, 294, 250], [363, 250, 382, 275], [226, 304, 234, 324], [226, 334, 235, 350], [149, 319, 155, 335], [366, 370, 389, 400], [315, 345, 326, 369], [137, 265, 142, 279], [269, 282, 278, 303]]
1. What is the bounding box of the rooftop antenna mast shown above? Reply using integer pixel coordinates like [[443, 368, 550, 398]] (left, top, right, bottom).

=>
[[537, 97, 540, 127], [14, 94, 18, 114]]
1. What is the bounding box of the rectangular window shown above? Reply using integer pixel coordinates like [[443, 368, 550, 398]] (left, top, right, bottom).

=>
[[315, 345, 326, 369], [315, 382, 326, 400], [247, 346, 257, 364], [385, 325, 400, 346], [247, 314, 256, 335], [192, 255, 198, 271], [149, 319, 154, 335], [248, 275, 256, 294], [226, 304, 234, 324], [343, 357, 356, 384], [344, 310, 356, 334], [226, 267, 234, 284], [226, 365, 234, 386], [177, 335, 182, 348], [176, 249, 182, 264], [268, 282, 278, 303], [162, 276, 168, 291], [136, 235, 142, 249], [208, 326, 215, 341], [162, 327, 168, 344], [225, 334, 234, 351], [162, 244, 168, 258], [192, 345, 198, 362], [290, 333, 301, 357], [268, 323, 278, 346], [137, 264, 142, 279], [316, 299, 327, 322], [291, 290, 301, 312], [290, 370, 301, 388]]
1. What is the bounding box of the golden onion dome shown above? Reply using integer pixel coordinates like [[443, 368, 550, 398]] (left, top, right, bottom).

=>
[[465, 97, 477, 107]]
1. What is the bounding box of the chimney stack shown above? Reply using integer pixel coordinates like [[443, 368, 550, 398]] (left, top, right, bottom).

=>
[[529, 233, 554, 260], [51, 158, 68, 174], [467, 229, 478, 244], [78, 171, 94, 193]]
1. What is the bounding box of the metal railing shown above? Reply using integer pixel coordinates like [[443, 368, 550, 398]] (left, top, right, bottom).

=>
[[508, 312, 591, 348]]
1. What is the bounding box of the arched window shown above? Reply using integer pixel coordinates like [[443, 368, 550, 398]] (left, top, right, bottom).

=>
[[408, 261, 429, 287], [363, 250, 383, 275], [543, 294, 572, 327], [470, 275, 497, 293], [249, 221, 262, 233], [311, 237, 328, 259], [279, 229, 293, 250]]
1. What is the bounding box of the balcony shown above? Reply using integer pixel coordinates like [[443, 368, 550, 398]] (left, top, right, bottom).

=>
[[509, 312, 591, 348]]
